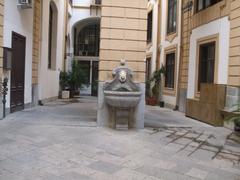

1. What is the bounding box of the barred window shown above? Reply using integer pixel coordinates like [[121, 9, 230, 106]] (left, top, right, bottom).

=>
[[165, 53, 175, 88], [196, 0, 222, 12], [147, 11, 153, 43], [198, 42, 215, 91], [167, 0, 177, 34]]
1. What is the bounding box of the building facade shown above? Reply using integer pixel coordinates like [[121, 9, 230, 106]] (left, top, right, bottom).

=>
[[147, 0, 182, 109], [0, 0, 238, 128], [0, 0, 66, 117], [148, 0, 240, 126]]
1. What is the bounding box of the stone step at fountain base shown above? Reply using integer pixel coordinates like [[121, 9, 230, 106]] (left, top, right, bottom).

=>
[[115, 109, 131, 130]]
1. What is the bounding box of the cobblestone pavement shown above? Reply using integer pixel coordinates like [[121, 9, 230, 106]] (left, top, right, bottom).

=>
[[0, 97, 239, 180]]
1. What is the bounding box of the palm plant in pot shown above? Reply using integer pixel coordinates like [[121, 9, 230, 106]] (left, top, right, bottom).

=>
[[68, 60, 86, 98], [146, 65, 165, 106], [150, 65, 165, 107], [145, 79, 157, 106]]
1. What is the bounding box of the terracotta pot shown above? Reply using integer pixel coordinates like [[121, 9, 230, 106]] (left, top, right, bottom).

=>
[[146, 97, 157, 106]]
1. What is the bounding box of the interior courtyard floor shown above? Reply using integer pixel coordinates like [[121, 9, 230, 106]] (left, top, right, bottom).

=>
[[0, 96, 239, 180]]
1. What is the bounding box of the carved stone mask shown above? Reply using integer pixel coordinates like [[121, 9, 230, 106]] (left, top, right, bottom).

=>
[[119, 70, 127, 83]]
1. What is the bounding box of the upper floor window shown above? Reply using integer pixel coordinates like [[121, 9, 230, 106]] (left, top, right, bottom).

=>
[[167, 0, 177, 34], [48, 1, 58, 69], [95, 0, 101, 5], [147, 11, 153, 43], [196, 0, 222, 12]]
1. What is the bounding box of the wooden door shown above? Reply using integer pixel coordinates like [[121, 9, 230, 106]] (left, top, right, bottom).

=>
[[10, 32, 26, 113]]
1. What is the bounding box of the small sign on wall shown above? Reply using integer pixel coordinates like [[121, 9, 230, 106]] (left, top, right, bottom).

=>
[[3, 47, 12, 70]]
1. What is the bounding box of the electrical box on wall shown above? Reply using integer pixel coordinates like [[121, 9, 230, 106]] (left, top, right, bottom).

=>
[[3, 47, 12, 70], [17, 0, 32, 9]]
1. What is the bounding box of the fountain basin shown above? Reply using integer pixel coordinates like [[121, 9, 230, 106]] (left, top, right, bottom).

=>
[[104, 90, 141, 108]]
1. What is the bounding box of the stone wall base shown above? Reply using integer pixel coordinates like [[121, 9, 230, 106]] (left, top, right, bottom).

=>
[[225, 86, 240, 111], [178, 88, 187, 113]]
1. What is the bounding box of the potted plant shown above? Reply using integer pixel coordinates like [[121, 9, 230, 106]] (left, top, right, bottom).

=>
[[150, 65, 165, 107], [224, 104, 240, 132], [68, 60, 86, 98], [59, 71, 70, 99], [145, 65, 165, 106], [145, 79, 157, 106]]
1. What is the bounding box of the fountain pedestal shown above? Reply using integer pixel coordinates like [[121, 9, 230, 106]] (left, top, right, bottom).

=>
[[97, 60, 145, 129]]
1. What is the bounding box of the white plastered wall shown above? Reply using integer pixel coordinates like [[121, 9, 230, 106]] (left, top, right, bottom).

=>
[[39, 0, 65, 100], [3, 0, 33, 108], [146, 2, 159, 74], [187, 17, 230, 99]]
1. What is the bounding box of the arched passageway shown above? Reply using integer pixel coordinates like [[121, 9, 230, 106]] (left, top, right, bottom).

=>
[[71, 18, 100, 96]]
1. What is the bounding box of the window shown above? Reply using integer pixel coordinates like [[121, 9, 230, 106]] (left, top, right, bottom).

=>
[[48, 5, 53, 69], [167, 0, 177, 34], [146, 57, 151, 81], [48, 2, 58, 69], [198, 42, 215, 91], [165, 52, 175, 88], [95, 0, 101, 5], [196, 0, 222, 12], [74, 24, 100, 56], [147, 11, 153, 43]]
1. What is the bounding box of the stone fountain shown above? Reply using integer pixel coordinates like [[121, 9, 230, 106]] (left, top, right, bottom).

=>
[[99, 59, 144, 129]]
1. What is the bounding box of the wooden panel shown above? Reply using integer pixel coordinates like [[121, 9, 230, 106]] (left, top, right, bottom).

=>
[[186, 84, 226, 126]]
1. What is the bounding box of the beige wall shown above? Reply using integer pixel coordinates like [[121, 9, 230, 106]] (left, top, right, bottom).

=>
[[179, 0, 192, 89], [99, 0, 147, 83], [0, 0, 3, 80], [32, 0, 41, 85], [179, 0, 231, 89], [228, 0, 240, 86]]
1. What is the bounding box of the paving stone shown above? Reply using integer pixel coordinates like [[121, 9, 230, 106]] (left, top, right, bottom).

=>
[[0, 97, 239, 179], [88, 160, 122, 174], [206, 169, 240, 180], [201, 145, 219, 152], [153, 160, 177, 170], [186, 168, 208, 179], [61, 171, 92, 180], [113, 168, 146, 180], [190, 149, 216, 161], [175, 138, 193, 145]]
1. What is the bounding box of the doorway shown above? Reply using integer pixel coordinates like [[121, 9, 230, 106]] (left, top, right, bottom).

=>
[[10, 32, 26, 113]]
